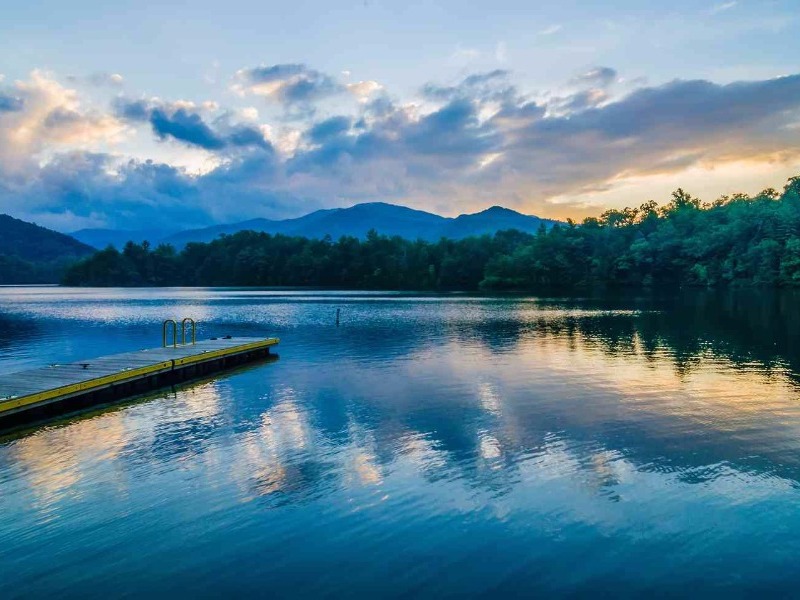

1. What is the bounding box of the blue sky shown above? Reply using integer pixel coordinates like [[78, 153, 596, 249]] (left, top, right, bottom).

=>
[[0, 0, 798, 231]]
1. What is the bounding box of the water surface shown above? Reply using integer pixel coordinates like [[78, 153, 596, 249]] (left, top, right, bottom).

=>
[[1, 287, 799, 597]]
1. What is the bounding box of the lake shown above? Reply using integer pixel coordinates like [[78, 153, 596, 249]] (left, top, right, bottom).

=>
[[1, 287, 800, 597]]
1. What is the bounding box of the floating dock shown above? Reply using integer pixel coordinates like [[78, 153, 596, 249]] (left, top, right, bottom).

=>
[[0, 333, 279, 425]]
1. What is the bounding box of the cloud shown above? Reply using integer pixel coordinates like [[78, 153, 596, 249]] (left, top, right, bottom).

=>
[[115, 98, 272, 151], [0, 71, 126, 174], [550, 88, 609, 113], [90, 72, 124, 86], [233, 63, 344, 109], [150, 108, 226, 150], [3, 66, 800, 231], [282, 72, 800, 215], [538, 24, 562, 36], [66, 72, 124, 87], [492, 74, 800, 199], [233, 64, 384, 114], [346, 80, 383, 102], [0, 93, 24, 112], [421, 70, 513, 103], [0, 149, 306, 232], [307, 116, 352, 144], [708, 1, 737, 15], [570, 66, 618, 89]]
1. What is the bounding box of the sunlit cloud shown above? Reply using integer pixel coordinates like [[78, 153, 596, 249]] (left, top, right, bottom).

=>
[[0, 70, 127, 173], [346, 80, 383, 102], [232, 63, 345, 114]]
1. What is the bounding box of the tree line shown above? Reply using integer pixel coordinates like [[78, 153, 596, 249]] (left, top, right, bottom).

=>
[[62, 176, 800, 290], [0, 255, 81, 285]]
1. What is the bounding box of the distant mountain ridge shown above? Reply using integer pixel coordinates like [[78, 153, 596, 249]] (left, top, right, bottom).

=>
[[73, 202, 559, 249], [71, 228, 177, 251]]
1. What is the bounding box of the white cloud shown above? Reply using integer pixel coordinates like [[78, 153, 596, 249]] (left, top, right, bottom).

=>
[[346, 80, 383, 102], [708, 1, 737, 15], [240, 106, 259, 121], [0, 70, 127, 173], [538, 24, 563, 36]]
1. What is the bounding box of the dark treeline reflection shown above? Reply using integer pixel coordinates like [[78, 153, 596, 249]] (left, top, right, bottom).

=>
[[63, 177, 800, 290], [521, 290, 800, 378]]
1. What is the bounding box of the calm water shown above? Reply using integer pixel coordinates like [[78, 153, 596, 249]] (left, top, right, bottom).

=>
[[1, 287, 800, 597]]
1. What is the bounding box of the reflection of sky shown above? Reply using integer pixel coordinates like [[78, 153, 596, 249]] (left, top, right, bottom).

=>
[[1, 288, 800, 593]]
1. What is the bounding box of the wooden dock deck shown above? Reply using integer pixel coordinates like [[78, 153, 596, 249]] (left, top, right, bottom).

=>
[[0, 336, 279, 423]]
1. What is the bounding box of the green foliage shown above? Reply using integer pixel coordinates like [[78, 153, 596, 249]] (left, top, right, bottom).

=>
[[0, 255, 82, 284], [63, 176, 800, 290]]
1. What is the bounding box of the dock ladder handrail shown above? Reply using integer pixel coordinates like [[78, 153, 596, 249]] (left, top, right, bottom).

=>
[[181, 318, 196, 346], [162, 319, 178, 348]]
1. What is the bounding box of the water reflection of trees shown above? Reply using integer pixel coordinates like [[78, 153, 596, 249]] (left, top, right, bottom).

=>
[[456, 290, 800, 382]]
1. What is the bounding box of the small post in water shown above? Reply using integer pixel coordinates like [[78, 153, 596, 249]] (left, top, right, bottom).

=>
[[336, 308, 340, 327]]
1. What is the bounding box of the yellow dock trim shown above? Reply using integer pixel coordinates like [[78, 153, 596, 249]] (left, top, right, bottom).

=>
[[172, 339, 278, 367], [0, 360, 175, 414], [0, 337, 279, 418]]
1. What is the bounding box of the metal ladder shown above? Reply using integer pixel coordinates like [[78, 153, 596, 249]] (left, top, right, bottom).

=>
[[162, 318, 196, 348]]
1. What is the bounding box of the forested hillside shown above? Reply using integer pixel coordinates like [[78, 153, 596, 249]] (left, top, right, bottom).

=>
[[0, 215, 95, 283], [63, 177, 800, 290]]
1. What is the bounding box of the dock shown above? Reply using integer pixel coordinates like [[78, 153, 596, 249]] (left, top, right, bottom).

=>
[[0, 331, 279, 425]]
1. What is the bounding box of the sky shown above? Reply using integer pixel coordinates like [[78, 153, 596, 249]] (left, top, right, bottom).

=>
[[0, 0, 799, 232]]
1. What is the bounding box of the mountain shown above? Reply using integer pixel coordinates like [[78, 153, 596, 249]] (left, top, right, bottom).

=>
[[0, 215, 94, 262], [159, 218, 284, 248], [160, 202, 558, 247], [0, 214, 95, 283], [71, 228, 178, 250], [440, 206, 553, 239]]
